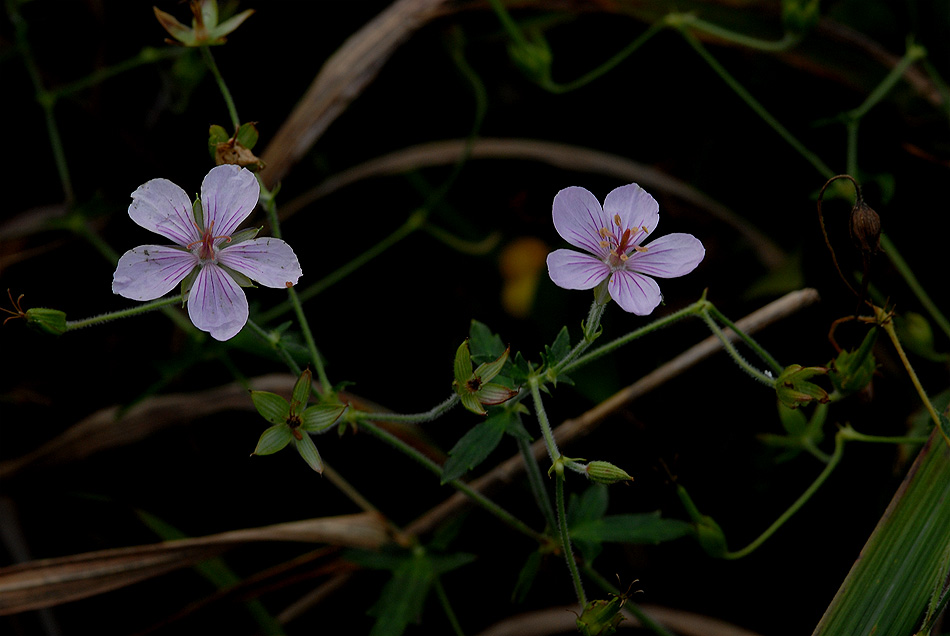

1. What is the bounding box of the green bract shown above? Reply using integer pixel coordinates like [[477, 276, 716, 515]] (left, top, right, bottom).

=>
[[154, 0, 254, 47], [451, 339, 519, 415], [775, 364, 830, 409], [250, 369, 347, 473]]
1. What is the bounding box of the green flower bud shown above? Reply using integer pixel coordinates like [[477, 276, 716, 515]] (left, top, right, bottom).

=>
[[585, 461, 634, 485], [575, 593, 627, 636], [781, 0, 820, 34], [507, 33, 552, 84], [694, 514, 728, 558], [26, 308, 67, 336], [828, 328, 877, 395]]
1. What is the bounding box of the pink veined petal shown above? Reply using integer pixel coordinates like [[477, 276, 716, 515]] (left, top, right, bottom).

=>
[[603, 183, 660, 243], [201, 165, 260, 238], [627, 233, 705, 278], [608, 269, 662, 315], [187, 263, 249, 341], [547, 249, 610, 290], [112, 245, 197, 301], [552, 186, 612, 257], [217, 238, 303, 288], [128, 178, 201, 247]]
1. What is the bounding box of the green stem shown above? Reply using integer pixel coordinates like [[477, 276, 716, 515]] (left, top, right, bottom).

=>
[[358, 420, 547, 544], [556, 473, 586, 606], [877, 307, 945, 440], [676, 25, 834, 180], [880, 234, 950, 342], [669, 13, 801, 52], [847, 40, 927, 122], [348, 394, 460, 425], [286, 286, 331, 393], [724, 430, 846, 559], [245, 318, 302, 376], [542, 21, 666, 93], [65, 295, 183, 330], [486, 0, 529, 47], [200, 45, 240, 130], [529, 377, 561, 464], [8, 0, 74, 204], [433, 578, 466, 636], [559, 298, 705, 376], [51, 47, 183, 99], [704, 303, 784, 375], [517, 435, 558, 532], [699, 307, 776, 386]]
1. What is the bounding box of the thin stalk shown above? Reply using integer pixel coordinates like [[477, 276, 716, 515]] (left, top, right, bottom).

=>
[[359, 419, 547, 544], [529, 377, 561, 464], [880, 234, 950, 342], [556, 474, 586, 606], [699, 308, 776, 386], [559, 299, 704, 376], [724, 431, 846, 559], [245, 318, 302, 376], [676, 26, 834, 180], [433, 578, 466, 636], [517, 435, 558, 532], [543, 21, 666, 93], [65, 295, 183, 330], [704, 303, 784, 374], [287, 286, 331, 393], [671, 13, 801, 52], [200, 45, 240, 130], [878, 307, 946, 444], [348, 394, 460, 425]]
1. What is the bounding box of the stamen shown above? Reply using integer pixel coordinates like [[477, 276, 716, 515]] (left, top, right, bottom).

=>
[[613, 214, 622, 227]]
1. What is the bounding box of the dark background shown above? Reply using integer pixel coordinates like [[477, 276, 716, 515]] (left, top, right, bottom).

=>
[[2, 1, 949, 634]]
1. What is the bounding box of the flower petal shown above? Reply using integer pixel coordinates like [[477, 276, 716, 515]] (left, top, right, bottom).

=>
[[113, 245, 197, 301], [129, 178, 201, 247], [200, 165, 260, 238], [216, 238, 303, 288], [547, 249, 609, 290], [187, 263, 249, 341], [608, 269, 662, 315], [603, 183, 659, 242], [628, 233, 705, 278], [552, 186, 611, 257]]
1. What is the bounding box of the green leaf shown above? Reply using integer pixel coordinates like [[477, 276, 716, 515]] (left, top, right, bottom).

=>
[[441, 414, 509, 483], [468, 320, 506, 363], [294, 433, 324, 473], [250, 391, 289, 426], [301, 404, 347, 433], [568, 485, 609, 528], [253, 424, 292, 456], [368, 553, 435, 636], [814, 430, 950, 635], [544, 326, 571, 366], [570, 512, 692, 563], [511, 550, 542, 603]]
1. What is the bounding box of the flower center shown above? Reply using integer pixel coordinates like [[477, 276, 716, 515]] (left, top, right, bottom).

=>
[[599, 214, 649, 267], [187, 220, 231, 262]]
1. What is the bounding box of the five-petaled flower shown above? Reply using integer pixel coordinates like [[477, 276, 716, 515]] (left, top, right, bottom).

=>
[[546, 184, 705, 315], [112, 164, 302, 340]]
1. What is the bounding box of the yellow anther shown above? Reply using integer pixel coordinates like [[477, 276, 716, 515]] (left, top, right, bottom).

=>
[[614, 214, 622, 226], [634, 245, 648, 253]]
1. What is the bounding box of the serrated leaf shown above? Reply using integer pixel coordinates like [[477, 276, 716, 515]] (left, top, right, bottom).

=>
[[253, 424, 292, 455], [250, 391, 289, 426], [293, 433, 323, 473], [368, 553, 434, 636], [571, 512, 693, 545], [441, 414, 509, 483], [469, 320, 506, 363], [544, 326, 571, 366]]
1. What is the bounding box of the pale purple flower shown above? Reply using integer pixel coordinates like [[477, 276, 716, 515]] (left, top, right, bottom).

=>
[[113, 165, 302, 341], [546, 183, 704, 315]]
